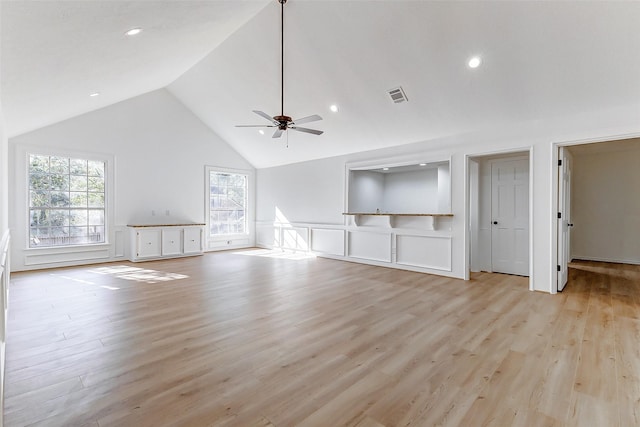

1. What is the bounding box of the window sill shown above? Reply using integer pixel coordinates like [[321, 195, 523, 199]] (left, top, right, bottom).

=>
[[208, 234, 250, 241], [24, 242, 111, 252]]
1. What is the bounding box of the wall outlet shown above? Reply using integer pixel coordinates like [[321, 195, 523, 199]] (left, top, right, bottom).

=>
[[151, 210, 156, 216], [165, 210, 170, 216]]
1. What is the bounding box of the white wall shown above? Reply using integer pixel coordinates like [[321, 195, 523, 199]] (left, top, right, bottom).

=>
[[349, 171, 384, 213], [256, 155, 345, 225], [256, 105, 640, 292], [0, 0, 7, 420], [571, 143, 640, 264], [0, 0, 6, 236], [437, 164, 451, 213], [383, 169, 439, 213], [9, 89, 254, 271]]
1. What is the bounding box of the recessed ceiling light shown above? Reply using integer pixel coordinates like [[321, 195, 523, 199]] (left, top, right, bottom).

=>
[[382, 167, 389, 171], [468, 56, 481, 68], [89, 92, 100, 97], [125, 28, 143, 36], [259, 130, 265, 135], [330, 104, 338, 113], [419, 163, 427, 166]]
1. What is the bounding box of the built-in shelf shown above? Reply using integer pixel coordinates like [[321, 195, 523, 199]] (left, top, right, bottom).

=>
[[342, 213, 453, 229]]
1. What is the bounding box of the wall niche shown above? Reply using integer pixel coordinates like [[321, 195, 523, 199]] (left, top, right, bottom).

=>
[[345, 160, 452, 229], [348, 161, 450, 214]]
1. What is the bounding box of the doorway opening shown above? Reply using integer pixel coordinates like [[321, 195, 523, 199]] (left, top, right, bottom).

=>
[[467, 150, 532, 286], [554, 136, 640, 292]]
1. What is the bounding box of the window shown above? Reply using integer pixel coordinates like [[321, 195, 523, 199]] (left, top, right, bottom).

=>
[[208, 170, 247, 236], [29, 154, 106, 247]]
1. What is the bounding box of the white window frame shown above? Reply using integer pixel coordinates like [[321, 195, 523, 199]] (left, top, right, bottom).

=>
[[205, 166, 254, 249], [19, 145, 114, 250]]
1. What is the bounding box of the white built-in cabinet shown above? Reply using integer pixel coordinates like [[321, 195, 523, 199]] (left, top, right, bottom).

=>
[[342, 159, 454, 273], [128, 224, 204, 262]]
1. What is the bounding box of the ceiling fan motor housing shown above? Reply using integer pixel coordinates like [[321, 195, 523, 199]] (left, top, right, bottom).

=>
[[274, 115, 292, 129]]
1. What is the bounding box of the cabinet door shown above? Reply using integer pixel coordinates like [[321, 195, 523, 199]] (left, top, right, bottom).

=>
[[137, 229, 162, 258], [183, 227, 202, 254], [162, 228, 182, 256]]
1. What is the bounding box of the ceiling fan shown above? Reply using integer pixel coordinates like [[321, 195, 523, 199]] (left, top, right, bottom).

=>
[[236, 0, 323, 139]]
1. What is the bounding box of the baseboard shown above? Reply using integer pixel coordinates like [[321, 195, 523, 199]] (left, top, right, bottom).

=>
[[570, 255, 640, 266]]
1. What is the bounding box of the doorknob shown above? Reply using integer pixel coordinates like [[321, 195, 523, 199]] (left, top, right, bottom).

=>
[[568, 223, 574, 227], [493, 221, 498, 225]]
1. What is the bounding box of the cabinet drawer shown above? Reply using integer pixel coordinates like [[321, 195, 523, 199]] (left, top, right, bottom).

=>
[[183, 227, 202, 254], [137, 229, 161, 258], [162, 229, 182, 256]]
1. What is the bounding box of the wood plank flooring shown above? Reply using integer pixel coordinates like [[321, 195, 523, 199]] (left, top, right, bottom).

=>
[[3, 252, 639, 426]]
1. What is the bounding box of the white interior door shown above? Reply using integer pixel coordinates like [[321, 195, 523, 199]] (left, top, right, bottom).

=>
[[491, 158, 529, 276], [557, 147, 573, 291]]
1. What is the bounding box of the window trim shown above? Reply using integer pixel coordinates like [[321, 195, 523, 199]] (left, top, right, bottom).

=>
[[205, 165, 254, 245], [20, 145, 114, 251]]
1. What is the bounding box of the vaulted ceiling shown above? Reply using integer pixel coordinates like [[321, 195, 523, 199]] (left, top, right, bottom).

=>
[[3, 1, 640, 168]]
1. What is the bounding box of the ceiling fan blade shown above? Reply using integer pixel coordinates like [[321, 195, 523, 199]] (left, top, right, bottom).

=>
[[272, 129, 284, 138], [292, 114, 322, 125], [290, 126, 323, 136], [235, 125, 276, 128], [253, 110, 277, 124]]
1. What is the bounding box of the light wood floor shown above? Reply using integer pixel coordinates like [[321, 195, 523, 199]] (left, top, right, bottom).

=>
[[3, 251, 640, 426]]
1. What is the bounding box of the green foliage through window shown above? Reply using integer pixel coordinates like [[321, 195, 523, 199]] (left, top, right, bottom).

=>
[[209, 172, 247, 236], [29, 154, 106, 247]]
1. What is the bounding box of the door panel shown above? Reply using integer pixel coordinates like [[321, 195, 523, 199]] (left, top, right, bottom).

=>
[[162, 229, 182, 256], [183, 227, 203, 254], [137, 229, 161, 258], [491, 158, 529, 276], [557, 148, 573, 291]]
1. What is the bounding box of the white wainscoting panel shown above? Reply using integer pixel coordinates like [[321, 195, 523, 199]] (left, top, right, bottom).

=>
[[281, 227, 310, 251], [208, 238, 251, 250], [396, 234, 452, 271], [348, 231, 392, 262], [114, 228, 125, 258], [311, 228, 345, 256], [24, 245, 111, 266]]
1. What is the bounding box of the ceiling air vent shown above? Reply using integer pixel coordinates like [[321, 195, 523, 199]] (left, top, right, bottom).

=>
[[388, 86, 408, 104]]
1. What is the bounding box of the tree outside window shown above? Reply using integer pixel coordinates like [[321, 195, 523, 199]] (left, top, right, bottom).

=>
[[209, 172, 247, 236], [29, 154, 106, 247]]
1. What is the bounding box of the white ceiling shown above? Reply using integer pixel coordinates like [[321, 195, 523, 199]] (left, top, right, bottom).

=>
[[1, 0, 269, 137], [3, 1, 640, 169]]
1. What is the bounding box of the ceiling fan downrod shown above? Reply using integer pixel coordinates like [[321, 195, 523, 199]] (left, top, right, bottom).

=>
[[234, 0, 323, 138], [275, 0, 290, 126]]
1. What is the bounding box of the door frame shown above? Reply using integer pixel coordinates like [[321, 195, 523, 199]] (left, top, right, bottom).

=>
[[464, 146, 534, 291], [551, 132, 640, 293]]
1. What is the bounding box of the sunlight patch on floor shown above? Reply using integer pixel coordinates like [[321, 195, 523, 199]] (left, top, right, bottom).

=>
[[89, 265, 189, 284], [234, 248, 316, 260]]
